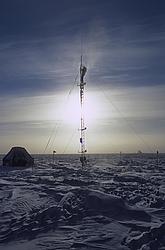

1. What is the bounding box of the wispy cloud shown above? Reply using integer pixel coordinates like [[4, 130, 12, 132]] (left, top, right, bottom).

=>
[[0, 0, 165, 152]]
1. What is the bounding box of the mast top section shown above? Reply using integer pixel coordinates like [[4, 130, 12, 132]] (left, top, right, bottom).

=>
[[80, 56, 87, 84]]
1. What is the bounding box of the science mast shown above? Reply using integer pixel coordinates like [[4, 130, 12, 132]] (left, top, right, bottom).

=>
[[78, 56, 87, 166]]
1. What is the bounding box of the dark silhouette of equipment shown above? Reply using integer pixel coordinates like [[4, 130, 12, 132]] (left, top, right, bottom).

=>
[[3, 147, 34, 167], [78, 56, 87, 166]]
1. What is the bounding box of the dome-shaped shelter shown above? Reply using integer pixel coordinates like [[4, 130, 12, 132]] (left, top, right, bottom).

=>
[[3, 147, 34, 167]]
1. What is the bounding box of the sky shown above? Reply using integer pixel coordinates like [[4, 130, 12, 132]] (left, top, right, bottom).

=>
[[0, 0, 165, 154]]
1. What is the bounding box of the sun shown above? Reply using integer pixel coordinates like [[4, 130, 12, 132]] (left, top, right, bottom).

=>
[[62, 91, 100, 127]]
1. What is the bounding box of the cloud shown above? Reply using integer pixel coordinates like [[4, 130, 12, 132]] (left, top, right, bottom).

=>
[[0, 1, 165, 98], [0, 0, 165, 153]]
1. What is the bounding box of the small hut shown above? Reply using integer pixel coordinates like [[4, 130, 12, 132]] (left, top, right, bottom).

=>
[[3, 147, 34, 167]]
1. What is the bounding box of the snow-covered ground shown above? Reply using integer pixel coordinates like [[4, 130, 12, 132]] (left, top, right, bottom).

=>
[[0, 154, 165, 250]]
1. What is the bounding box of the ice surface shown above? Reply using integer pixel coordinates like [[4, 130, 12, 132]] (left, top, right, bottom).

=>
[[0, 153, 165, 249]]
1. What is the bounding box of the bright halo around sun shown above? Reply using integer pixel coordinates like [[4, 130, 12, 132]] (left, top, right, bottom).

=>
[[62, 91, 100, 127]]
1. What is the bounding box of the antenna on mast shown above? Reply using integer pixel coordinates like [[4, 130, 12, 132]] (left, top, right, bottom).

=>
[[78, 55, 87, 166]]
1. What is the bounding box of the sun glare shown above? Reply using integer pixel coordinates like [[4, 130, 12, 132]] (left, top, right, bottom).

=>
[[62, 91, 101, 127]]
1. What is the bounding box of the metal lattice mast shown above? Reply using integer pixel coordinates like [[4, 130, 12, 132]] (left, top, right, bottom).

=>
[[79, 56, 87, 166]]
